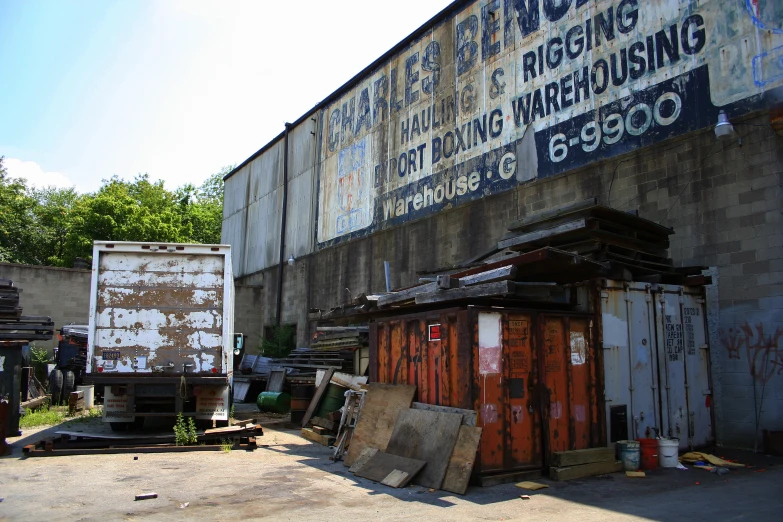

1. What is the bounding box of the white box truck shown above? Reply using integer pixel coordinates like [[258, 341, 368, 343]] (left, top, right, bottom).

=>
[[85, 241, 234, 431]]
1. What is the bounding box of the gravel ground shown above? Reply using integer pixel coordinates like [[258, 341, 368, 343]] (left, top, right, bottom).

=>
[[1, 408, 781, 521]]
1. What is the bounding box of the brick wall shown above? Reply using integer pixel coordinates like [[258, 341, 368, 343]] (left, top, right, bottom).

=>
[[235, 111, 783, 449], [0, 263, 92, 350]]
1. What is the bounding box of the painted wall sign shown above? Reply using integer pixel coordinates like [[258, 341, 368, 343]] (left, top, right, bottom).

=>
[[316, 0, 783, 246]]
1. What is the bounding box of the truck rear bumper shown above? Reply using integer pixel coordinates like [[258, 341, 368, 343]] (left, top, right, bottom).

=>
[[85, 374, 230, 386]]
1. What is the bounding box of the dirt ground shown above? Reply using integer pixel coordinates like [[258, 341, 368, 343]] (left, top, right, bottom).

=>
[[2, 408, 782, 521]]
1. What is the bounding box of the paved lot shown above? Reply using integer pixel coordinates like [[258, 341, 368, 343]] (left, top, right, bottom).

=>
[[1, 415, 781, 521]]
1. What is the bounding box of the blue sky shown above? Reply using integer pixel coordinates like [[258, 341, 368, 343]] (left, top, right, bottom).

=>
[[0, 0, 451, 192]]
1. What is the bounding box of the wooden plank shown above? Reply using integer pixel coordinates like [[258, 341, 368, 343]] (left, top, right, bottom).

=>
[[507, 198, 598, 232], [458, 265, 517, 287], [266, 368, 286, 392], [550, 447, 616, 467], [549, 460, 623, 481], [477, 469, 542, 487], [301, 428, 335, 446], [385, 408, 462, 490], [311, 416, 336, 432], [348, 447, 378, 473], [354, 451, 425, 487], [441, 425, 482, 495], [437, 275, 458, 289], [411, 403, 477, 427], [21, 395, 49, 410], [301, 367, 335, 428], [312, 426, 330, 435], [344, 383, 416, 467], [377, 282, 438, 307], [498, 218, 588, 250], [381, 469, 410, 488], [415, 280, 515, 305]]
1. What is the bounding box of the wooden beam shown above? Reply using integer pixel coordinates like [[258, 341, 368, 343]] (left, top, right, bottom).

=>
[[458, 265, 517, 286], [300, 367, 335, 428], [498, 218, 588, 250], [507, 198, 598, 232], [550, 447, 616, 467], [437, 275, 458, 289], [415, 281, 516, 305], [549, 460, 623, 481], [378, 282, 438, 307]]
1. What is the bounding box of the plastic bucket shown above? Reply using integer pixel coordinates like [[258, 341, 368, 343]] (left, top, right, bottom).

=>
[[617, 440, 641, 471], [77, 385, 95, 409], [637, 438, 658, 470], [658, 438, 679, 468]]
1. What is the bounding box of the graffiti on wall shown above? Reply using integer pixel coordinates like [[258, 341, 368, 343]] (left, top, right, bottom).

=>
[[720, 323, 783, 385], [315, 0, 783, 246]]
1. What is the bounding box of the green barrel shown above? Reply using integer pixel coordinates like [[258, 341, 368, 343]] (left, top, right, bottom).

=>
[[315, 384, 348, 418], [257, 391, 291, 414]]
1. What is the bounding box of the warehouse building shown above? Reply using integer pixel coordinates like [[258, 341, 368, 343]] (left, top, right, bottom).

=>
[[222, 0, 783, 450]]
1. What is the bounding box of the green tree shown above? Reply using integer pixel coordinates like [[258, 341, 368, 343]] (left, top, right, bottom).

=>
[[176, 165, 231, 245], [0, 156, 38, 264], [63, 174, 190, 265], [31, 186, 79, 266]]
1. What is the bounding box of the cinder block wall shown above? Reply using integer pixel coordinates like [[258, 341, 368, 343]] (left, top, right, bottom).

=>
[[0, 263, 92, 350], [237, 111, 783, 449]]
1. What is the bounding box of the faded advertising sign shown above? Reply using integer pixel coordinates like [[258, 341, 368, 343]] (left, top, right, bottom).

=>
[[316, 0, 783, 245]]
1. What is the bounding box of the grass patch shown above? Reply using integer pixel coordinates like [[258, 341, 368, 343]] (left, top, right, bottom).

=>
[[20, 405, 66, 428], [220, 439, 233, 453]]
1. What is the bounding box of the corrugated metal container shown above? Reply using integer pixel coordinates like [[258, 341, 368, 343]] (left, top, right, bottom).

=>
[[370, 307, 602, 476], [600, 281, 712, 450]]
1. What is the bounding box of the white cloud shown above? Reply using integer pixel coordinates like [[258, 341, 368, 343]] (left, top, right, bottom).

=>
[[3, 158, 75, 190]]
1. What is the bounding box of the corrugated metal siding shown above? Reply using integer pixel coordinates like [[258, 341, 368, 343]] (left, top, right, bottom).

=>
[[221, 211, 246, 276]]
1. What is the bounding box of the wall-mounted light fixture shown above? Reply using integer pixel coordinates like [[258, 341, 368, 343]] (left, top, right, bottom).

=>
[[287, 253, 295, 266], [715, 110, 736, 140]]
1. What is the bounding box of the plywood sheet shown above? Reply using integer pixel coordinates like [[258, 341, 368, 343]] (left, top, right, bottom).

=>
[[441, 425, 482, 495], [354, 451, 425, 487], [412, 402, 477, 426], [385, 408, 462, 490], [344, 383, 416, 467]]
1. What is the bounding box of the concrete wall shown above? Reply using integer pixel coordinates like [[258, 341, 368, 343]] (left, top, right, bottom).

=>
[[0, 263, 91, 350], [235, 111, 783, 449]]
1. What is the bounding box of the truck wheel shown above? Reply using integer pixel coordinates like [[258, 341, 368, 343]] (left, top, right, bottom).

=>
[[62, 370, 76, 400], [49, 369, 64, 405]]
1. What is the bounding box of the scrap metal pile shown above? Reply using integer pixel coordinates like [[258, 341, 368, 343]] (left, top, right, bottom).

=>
[[0, 279, 54, 342], [311, 200, 710, 321]]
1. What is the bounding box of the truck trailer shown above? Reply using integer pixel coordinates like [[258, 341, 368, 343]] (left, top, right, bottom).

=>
[[85, 241, 234, 431]]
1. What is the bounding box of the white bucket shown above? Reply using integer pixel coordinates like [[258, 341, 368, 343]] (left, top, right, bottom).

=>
[[77, 385, 95, 409], [658, 438, 680, 468]]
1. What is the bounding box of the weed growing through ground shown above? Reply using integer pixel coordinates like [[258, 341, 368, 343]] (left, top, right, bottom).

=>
[[221, 439, 233, 452], [174, 413, 199, 445], [20, 404, 65, 428]]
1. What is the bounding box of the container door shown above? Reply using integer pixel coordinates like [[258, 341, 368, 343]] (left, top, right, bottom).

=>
[[539, 315, 599, 456], [681, 291, 712, 447], [505, 313, 541, 469], [653, 288, 690, 447], [653, 286, 712, 449], [601, 281, 661, 441], [476, 312, 506, 472]]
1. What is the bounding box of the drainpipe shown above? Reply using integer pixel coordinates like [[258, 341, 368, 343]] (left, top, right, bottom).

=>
[[276, 123, 291, 326]]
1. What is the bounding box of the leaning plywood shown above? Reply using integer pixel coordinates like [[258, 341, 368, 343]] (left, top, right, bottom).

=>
[[411, 403, 477, 427], [343, 384, 416, 467], [385, 408, 462, 490], [354, 451, 426, 488], [441, 425, 482, 495]]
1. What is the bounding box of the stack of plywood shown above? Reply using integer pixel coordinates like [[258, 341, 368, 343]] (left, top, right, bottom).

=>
[[549, 446, 622, 481]]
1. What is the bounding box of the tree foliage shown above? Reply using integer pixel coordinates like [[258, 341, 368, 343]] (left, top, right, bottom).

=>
[[0, 156, 232, 267]]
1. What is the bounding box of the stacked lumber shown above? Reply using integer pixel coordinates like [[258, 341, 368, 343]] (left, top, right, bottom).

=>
[[0, 279, 22, 319], [279, 347, 355, 376], [549, 447, 622, 481], [0, 280, 54, 342], [499, 199, 708, 285], [311, 326, 369, 351]]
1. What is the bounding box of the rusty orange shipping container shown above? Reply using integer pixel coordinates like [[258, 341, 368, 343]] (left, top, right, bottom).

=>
[[370, 306, 604, 480]]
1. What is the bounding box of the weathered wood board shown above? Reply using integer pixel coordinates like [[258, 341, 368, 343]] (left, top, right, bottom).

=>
[[549, 460, 623, 481], [550, 446, 616, 467], [441, 425, 482, 495], [344, 383, 416, 467], [348, 447, 379, 473], [354, 451, 425, 487], [380, 469, 410, 488], [411, 403, 477, 427], [300, 367, 335, 428], [385, 408, 462, 490]]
